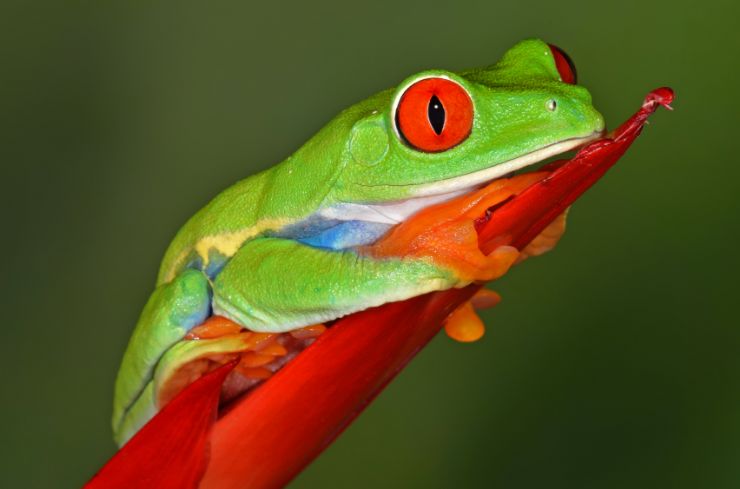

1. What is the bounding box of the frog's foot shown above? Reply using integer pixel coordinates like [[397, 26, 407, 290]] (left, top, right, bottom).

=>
[[156, 318, 328, 409], [364, 173, 547, 284], [517, 209, 569, 263], [185, 315, 243, 339], [424, 218, 521, 282], [470, 288, 502, 309], [444, 289, 501, 342], [475, 244, 520, 281]]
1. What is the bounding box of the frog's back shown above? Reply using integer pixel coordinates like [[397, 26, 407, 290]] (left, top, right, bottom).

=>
[[156, 169, 279, 285], [157, 173, 266, 285], [155, 148, 343, 286], [153, 95, 379, 286]]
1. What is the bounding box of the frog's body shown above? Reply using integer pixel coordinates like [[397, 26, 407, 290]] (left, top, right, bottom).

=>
[[113, 39, 605, 445]]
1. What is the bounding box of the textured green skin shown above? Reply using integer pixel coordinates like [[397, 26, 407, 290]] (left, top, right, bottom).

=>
[[112, 39, 605, 444]]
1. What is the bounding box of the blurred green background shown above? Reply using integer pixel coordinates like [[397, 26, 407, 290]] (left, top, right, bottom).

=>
[[2, 0, 738, 487]]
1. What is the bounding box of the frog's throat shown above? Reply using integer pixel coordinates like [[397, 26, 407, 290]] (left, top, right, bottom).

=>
[[408, 131, 602, 198]]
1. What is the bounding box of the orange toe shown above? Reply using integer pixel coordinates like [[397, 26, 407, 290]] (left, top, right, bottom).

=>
[[185, 316, 244, 340], [470, 289, 501, 309], [444, 301, 485, 343]]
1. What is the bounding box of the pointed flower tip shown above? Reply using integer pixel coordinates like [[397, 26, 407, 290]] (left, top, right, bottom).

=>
[[645, 87, 674, 109]]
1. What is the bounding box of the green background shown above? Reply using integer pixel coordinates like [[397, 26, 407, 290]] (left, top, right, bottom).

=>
[[2, 1, 738, 487]]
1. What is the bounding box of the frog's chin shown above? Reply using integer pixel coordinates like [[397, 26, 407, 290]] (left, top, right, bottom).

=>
[[409, 132, 602, 198]]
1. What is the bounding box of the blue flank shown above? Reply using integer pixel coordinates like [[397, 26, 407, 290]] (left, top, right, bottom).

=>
[[297, 220, 392, 250]]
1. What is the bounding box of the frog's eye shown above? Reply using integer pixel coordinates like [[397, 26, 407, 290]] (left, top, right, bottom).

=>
[[548, 44, 577, 84], [394, 77, 473, 152]]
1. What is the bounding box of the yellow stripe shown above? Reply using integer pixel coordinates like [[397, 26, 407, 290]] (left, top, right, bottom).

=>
[[163, 217, 291, 283]]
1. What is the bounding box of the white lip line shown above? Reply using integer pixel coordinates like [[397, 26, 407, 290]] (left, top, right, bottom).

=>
[[322, 133, 603, 227], [405, 133, 601, 197]]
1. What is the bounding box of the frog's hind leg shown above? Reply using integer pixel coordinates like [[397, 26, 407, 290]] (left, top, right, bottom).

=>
[[112, 269, 212, 444]]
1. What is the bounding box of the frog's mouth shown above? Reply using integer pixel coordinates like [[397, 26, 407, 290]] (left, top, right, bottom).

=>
[[409, 131, 604, 198], [324, 131, 603, 228]]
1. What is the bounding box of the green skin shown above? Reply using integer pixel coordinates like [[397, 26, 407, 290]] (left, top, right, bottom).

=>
[[112, 39, 605, 445]]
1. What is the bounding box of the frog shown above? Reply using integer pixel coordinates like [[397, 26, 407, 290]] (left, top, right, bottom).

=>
[[112, 39, 605, 446]]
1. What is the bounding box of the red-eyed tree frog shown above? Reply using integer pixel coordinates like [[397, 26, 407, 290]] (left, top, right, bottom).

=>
[[112, 39, 605, 445]]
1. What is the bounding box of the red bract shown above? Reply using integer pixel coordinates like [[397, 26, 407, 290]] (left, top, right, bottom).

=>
[[85, 88, 673, 489], [85, 361, 236, 489]]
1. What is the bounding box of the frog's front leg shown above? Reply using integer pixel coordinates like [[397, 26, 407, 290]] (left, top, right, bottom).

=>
[[211, 237, 464, 333]]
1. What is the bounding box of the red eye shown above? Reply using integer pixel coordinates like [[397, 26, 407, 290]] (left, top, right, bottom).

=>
[[548, 44, 577, 85], [395, 77, 473, 152]]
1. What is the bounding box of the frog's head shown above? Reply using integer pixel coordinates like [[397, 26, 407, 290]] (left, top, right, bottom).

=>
[[328, 39, 605, 214]]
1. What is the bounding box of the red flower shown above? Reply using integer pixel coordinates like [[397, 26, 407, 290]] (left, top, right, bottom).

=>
[[85, 88, 673, 489]]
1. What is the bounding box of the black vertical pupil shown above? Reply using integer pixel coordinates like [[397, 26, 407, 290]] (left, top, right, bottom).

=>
[[427, 95, 445, 135]]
